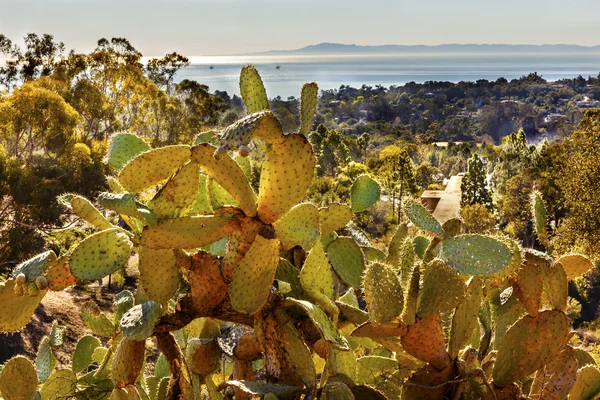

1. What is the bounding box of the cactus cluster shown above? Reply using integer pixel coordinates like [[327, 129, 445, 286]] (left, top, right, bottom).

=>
[[1, 66, 599, 400]]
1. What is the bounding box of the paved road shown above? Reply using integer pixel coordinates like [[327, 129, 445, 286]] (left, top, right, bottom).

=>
[[431, 176, 463, 224]]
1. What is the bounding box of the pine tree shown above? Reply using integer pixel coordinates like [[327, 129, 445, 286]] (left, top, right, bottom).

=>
[[379, 145, 417, 217], [461, 153, 492, 209]]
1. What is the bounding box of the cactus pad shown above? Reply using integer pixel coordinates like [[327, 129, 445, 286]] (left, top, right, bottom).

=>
[[273, 203, 320, 250], [321, 382, 355, 399], [230, 235, 280, 314], [531, 191, 549, 249], [97, 192, 155, 228], [326, 237, 365, 289], [413, 236, 430, 259], [350, 174, 381, 213], [0, 279, 46, 332], [69, 228, 132, 280], [361, 246, 386, 262], [219, 381, 303, 397], [148, 160, 200, 220], [440, 234, 512, 275], [299, 82, 319, 136], [106, 132, 151, 170], [362, 262, 404, 324], [12, 250, 56, 282], [401, 315, 451, 370], [556, 254, 594, 281], [186, 339, 221, 376], [35, 336, 57, 383], [319, 204, 353, 235], [512, 251, 545, 317], [448, 276, 483, 358], [40, 369, 77, 400], [0, 356, 38, 400], [401, 263, 420, 326], [191, 143, 257, 216], [60, 194, 113, 230], [387, 222, 409, 266], [417, 259, 467, 318], [187, 174, 213, 216], [257, 133, 316, 224], [112, 339, 145, 389], [138, 248, 179, 305], [569, 365, 600, 400], [239, 65, 270, 113], [73, 335, 101, 374], [81, 301, 116, 338], [541, 261, 568, 312], [299, 241, 335, 306], [529, 346, 577, 400], [120, 301, 162, 340], [218, 111, 283, 153], [403, 198, 445, 237], [141, 215, 237, 249], [492, 310, 569, 387]]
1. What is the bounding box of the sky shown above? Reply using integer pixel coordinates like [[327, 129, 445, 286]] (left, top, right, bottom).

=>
[[1, 0, 599, 56]]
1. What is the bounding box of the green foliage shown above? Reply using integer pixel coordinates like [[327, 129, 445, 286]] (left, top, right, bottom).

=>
[[461, 153, 492, 209]]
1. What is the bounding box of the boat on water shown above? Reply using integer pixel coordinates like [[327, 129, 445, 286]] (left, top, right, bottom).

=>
[[209, 65, 214, 70], [276, 65, 281, 69]]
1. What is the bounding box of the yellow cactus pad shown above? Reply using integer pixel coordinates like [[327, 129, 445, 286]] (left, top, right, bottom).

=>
[[68, 195, 114, 230], [0, 356, 38, 400], [273, 202, 320, 250], [448, 276, 483, 358], [149, 161, 200, 220], [239, 65, 270, 114], [141, 216, 238, 249], [138, 248, 179, 305], [0, 279, 46, 332], [299, 82, 319, 136], [191, 143, 257, 217], [111, 339, 145, 389], [556, 254, 594, 281], [118, 145, 191, 193], [319, 203, 353, 235], [257, 134, 316, 224], [300, 241, 335, 305], [569, 365, 600, 400], [230, 235, 280, 314], [417, 259, 467, 319]]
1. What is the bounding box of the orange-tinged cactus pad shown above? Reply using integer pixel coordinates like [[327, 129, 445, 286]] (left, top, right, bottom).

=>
[[273, 202, 320, 250], [186, 339, 221, 376], [327, 237, 365, 289], [230, 235, 280, 314], [118, 145, 191, 193], [69, 228, 133, 280], [141, 215, 238, 249], [401, 314, 451, 370], [556, 254, 594, 281], [148, 160, 200, 220], [240, 65, 270, 114], [417, 259, 467, 319], [449, 276, 483, 358], [529, 345, 577, 400], [111, 339, 145, 389], [492, 310, 569, 387], [511, 250, 545, 317], [0, 355, 38, 400], [222, 218, 263, 281], [191, 143, 257, 217], [45, 255, 76, 291], [138, 248, 179, 305], [401, 362, 455, 400], [362, 262, 404, 324], [257, 133, 316, 224]]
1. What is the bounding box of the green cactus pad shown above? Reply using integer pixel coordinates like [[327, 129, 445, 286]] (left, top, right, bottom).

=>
[[299, 241, 336, 307], [319, 204, 353, 235], [448, 276, 483, 358], [59, 194, 113, 230], [191, 143, 257, 216], [417, 259, 467, 319], [12, 250, 56, 283], [350, 174, 381, 213], [120, 301, 162, 341], [569, 365, 600, 400], [141, 215, 237, 249], [413, 236, 430, 259], [321, 382, 356, 399], [207, 177, 238, 210], [106, 132, 151, 170], [97, 192, 157, 227], [148, 161, 200, 220], [72, 335, 101, 374], [492, 310, 569, 387], [284, 298, 349, 350], [556, 254, 594, 281], [0, 356, 38, 400], [194, 130, 218, 146], [257, 133, 316, 224], [403, 198, 444, 237], [0, 279, 46, 332], [386, 222, 409, 266], [138, 248, 179, 305], [299, 82, 319, 136], [239, 65, 270, 113], [361, 246, 386, 263], [273, 203, 320, 250], [118, 145, 191, 193], [362, 262, 404, 324], [219, 381, 302, 397], [531, 191, 549, 249], [326, 237, 366, 289], [69, 228, 132, 280], [112, 339, 145, 389], [356, 356, 399, 385], [114, 290, 135, 324], [40, 369, 77, 400], [230, 235, 280, 314], [81, 301, 116, 338], [187, 174, 212, 216], [439, 234, 512, 275], [400, 315, 451, 370], [35, 336, 57, 383], [274, 258, 306, 300], [529, 346, 577, 400], [573, 348, 596, 369]]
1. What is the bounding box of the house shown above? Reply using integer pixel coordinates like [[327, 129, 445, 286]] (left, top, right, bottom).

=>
[[576, 97, 600, 108], [544, 113, 566, 123], [420, 176, 463, 224]]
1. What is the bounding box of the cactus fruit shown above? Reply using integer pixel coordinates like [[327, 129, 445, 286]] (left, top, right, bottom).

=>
[[0, 356, 38, 400], [72, 335, 101, 374], [257, 133, 316, 224], [449, 277, 483, 358], [417, 259, 467, 319], [569, 365, 600, 400], [299, 82, 319, 136], [186, 338, 221, 376], [326, 237, 366, 289], [230, 235, 280, 314], [138, 248, 179, 305], [439, 234, 512, 275], [69, 228, 133, 280], [140, 215, 237, 249], [148, 160, 200, 220], [403, 198, 445, 237], [492, 310, 569, 387], [401, 315, 451, 370], [284, 298, 348, 349], [191, 143, 257, 216], [106, 132, 151, 170], [272, 203, 320, 250], [556, 254, 594, 281], [239, 65, 270, 114], [0, 279, 46, 332], [531, 190, 550, 249], [350, 174, 381, 213], [112, 339, 145, 389], [528, 345, 578, 400], [118, 145, 191, 193], [362, 262, 404, 324], [120, 301, 162, 340], [35, 276, 49, 290]]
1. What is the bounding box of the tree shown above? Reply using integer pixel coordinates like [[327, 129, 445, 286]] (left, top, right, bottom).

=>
[[309, 124, 350, 176], [460, 203, 496, 233], [378, 145, 417, 217], [461, 153, 492, 209], [414, 161, 440, 190], [146, 52, 190, 94]]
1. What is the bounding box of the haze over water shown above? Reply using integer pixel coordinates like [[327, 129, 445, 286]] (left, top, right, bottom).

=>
[[174, 53, 600, 98]]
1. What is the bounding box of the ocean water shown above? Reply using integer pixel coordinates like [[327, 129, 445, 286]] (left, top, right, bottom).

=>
[[174, 53, 600, 98]]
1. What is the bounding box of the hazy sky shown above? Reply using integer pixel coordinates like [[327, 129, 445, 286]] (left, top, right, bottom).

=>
[[1, 0, 599, 56]]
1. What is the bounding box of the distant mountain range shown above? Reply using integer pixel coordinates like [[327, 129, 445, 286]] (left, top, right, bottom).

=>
[[251, 43, 600, 55]]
